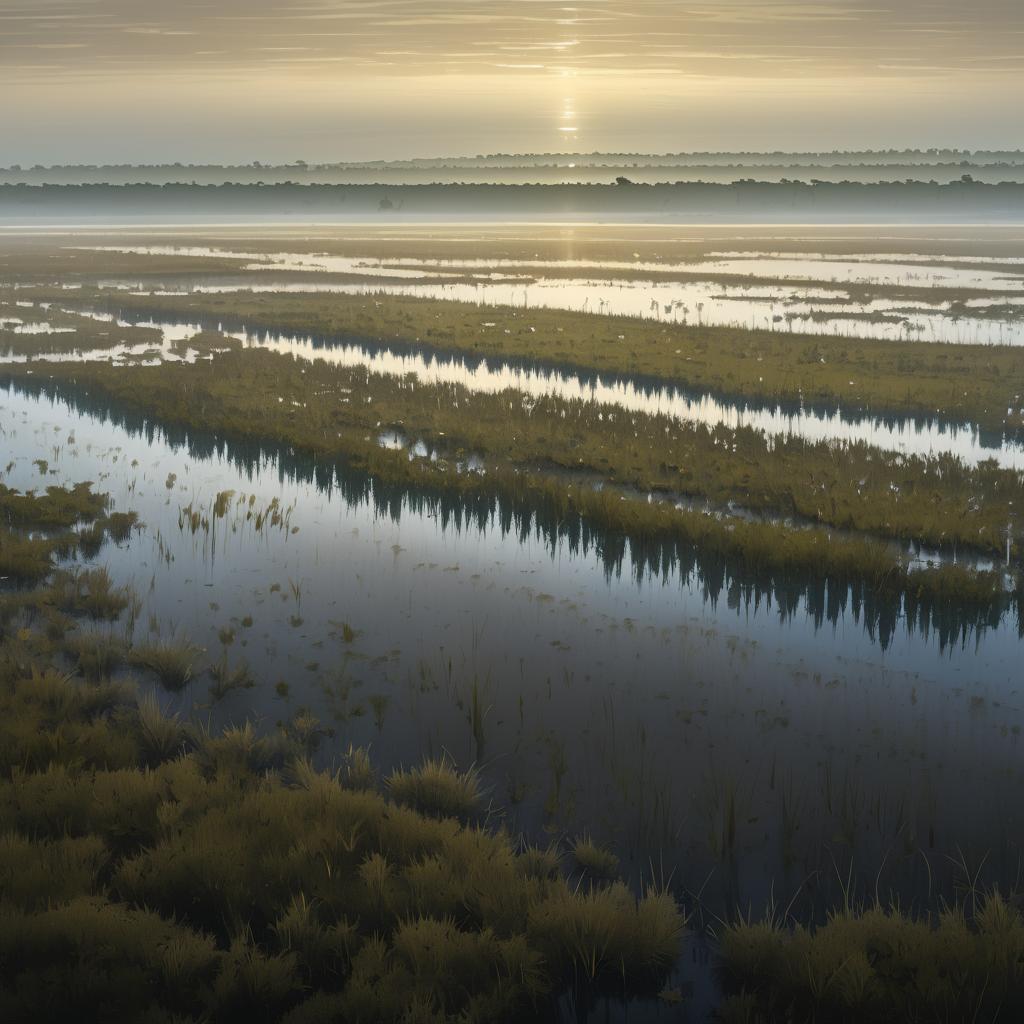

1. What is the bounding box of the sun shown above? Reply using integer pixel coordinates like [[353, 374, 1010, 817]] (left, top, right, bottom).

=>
[[558, 95, 578, 142]]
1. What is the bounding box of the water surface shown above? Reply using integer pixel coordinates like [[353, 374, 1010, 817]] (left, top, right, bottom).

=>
[[3, 379, 1022, 930]]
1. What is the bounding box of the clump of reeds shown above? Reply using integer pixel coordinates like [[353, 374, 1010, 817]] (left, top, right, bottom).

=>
[[129, 639, 200, 692], [52, 567, 130, 621], [527, 883, 684, 993], [385, 757, 484, 821], [207, 655, 254, 702], [134, 694, 188, 766], [343, 744, 377, 791], [0, 529, 60, 582], [0, 481, 108, 529], [570, 836, 620, 880], [64, 630, 126, 682], [715, 896, 1024, 1023]]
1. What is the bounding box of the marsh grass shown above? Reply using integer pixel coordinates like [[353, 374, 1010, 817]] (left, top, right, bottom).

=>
[[385, 757, 484, 822], [129, 639, 200, 692], [105, 511, 139, 545], [6, 482, 1024, 1018], [0, 688, 683, 1020], [0, 529, 61, 582], [8, 343, 1019, 636], [0, 485, 133, 584], [279, 711, 329, 755], [134, 694, 189, 766], [0, 481, 107, 530], [64, 629, 126, 682], [75, 519, 107, 560], [715, 896, 1024, 1023], [30, 337, 1024, 561], [68, 286, 1024, 433], [208, 654, 255, 702], [342, 744, 377, 791], [528, 883, 684, 993], [50, 566, 131, 621], [570, 837, 621, 881]]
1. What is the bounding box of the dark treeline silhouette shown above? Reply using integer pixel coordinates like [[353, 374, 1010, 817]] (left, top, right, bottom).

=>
[[6, 376, 1020, 651], [7, 160, 1024, 187], [5, 149, 1024, 171], [4, 181, 1024, 222]]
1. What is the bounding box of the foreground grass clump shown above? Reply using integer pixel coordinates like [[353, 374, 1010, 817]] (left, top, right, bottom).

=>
[[385, 757, 484, 821], [570, 837, 620, 881], [715, 898, 1024, 1023], [64, 630, 126, 682], [128, 638, 200, 692], [0, 488, 685, 1021], [0, 708, 684, 1020]]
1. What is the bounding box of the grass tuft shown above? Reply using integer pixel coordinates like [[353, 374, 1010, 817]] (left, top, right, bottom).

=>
[[129, 640, 200, 692], [385, 757, 483, 821]]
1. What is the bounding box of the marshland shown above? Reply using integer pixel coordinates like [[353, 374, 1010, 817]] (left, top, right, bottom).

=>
[[4, 225, 1024, 1021]]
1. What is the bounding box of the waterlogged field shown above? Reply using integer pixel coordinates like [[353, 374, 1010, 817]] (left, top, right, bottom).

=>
[[47, 226, 1024, 345], [3, 225, 1024, 1019]]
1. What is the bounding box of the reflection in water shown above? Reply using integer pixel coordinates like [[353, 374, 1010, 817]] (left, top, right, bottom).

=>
[[3, 376, 1024, 956], [90, 244, 1024, 290], [5, 374, 1020, 653], [387, 252, 1024, 290], [55, 300, 1024, 470], [86, 245, 1024, 346]]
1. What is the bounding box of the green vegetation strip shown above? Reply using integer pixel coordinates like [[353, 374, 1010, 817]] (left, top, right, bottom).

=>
[[0, 303, 165, 357], [59, 288, 1024, 433], [7, 331, 1024, 561], [2, 339, 1016, 616]]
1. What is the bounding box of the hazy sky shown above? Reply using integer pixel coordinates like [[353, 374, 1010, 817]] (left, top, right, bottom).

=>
[[3, 0, 1023, 163]]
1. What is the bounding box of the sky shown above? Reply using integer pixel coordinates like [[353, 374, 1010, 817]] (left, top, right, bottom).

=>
[[2, 0, 1023, 164]]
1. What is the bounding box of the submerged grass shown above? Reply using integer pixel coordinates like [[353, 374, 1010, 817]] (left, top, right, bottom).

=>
[[0, 481, 108, 530], [0, 483, 127, 585]]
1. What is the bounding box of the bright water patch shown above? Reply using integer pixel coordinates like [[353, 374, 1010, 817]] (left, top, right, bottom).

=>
[[85, 245, 1024, 346]]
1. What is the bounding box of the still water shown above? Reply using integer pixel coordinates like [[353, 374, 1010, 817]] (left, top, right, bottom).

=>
[[3, 377, 1023, 933], [83, 244, 1024, 346], [8, 300, 1024, 470]]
